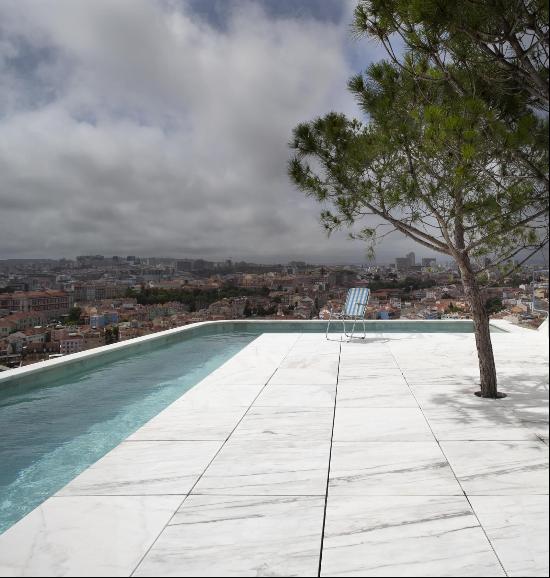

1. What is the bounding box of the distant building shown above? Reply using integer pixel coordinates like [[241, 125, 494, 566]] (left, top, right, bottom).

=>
[[176, 259, 194, 272], [0, 290, 71, 319], [395, 258, 409, 272], [60, 334, 84, 355], [396, 252, 416, 272], [89, 314, 106, 328], [422, 257, 437, 268]]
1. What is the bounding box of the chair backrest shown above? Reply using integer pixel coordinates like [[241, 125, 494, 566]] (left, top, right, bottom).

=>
[[343, 287, 370, 318]]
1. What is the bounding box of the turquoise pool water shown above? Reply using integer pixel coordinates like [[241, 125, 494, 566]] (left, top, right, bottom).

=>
[[0, 320, 502, 533], [0, 328, 256, 534]]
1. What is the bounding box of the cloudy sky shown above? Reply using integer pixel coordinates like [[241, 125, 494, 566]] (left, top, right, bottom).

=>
[[0, 0, 426, 264]]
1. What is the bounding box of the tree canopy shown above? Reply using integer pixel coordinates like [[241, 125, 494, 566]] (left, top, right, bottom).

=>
[[353, 0, 549, 206], [290, 61, 548, 272]]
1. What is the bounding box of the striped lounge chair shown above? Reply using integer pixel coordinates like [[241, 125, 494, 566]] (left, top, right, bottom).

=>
[[326, 287, 370, 341]]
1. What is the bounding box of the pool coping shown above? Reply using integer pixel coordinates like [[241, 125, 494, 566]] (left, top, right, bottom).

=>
[[0, 318, 522, 386]]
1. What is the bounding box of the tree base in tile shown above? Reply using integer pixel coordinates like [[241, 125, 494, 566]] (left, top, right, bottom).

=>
[[474, 391, 507, 399]]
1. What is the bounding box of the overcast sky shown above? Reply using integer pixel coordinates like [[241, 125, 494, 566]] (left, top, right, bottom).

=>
[[0, 0, 433, 264]]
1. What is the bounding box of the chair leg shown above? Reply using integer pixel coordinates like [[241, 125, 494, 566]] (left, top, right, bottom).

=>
[[348, 316, 358, 342], [326, 317, 347, 342]]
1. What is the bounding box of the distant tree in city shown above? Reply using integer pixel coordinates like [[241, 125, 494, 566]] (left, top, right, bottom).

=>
[[446, 303, 462, 314], [104, 326, 119, 345], [67, 306, 82, 324], [485, 297, 505, 315], [289, 58, 547, 398]]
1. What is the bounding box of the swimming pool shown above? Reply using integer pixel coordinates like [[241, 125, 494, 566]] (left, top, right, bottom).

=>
[[0, 320, 504, 533]]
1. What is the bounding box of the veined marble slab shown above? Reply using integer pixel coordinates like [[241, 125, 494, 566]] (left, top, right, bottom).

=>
[[126, 404, 248, 441], [269, 367, 338, 386], [339, 340, 393, 355], [333, 408, 434, 442], [441, 441, 549, 494], [288, 339, 341, 356], [56, 441, 222, 496], [254, 383, 336, 407], [321, 495, 505, 577], [0, 495, 181, 577], [338, 354, 399, 367], [423, 406, 537, 441], [337, 366, 404, 381], [277, 352, 340, 374], [268, 351, 340, 386], [412, 385, 507, 408], [329, 442, 462, 495], [191, 439, 330, 495], [196, 333, 300, 386], [403, 373, 480, 388], [469, 495, 549, 577], [134, 495, 325, 577], [231, 406, 334, 441], [177, 381, 265, 408], [337, 379, 417, 407]]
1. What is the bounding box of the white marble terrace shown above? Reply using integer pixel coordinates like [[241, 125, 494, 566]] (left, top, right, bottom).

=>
[[0, 325, 548, 577]]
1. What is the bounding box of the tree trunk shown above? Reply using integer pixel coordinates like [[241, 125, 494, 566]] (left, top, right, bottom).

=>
[[458, 257, 500, 398]]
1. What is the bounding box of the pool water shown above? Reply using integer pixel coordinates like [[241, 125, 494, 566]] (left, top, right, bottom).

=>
[[0, 320, 502, 534], [0, 329, 256, 534]]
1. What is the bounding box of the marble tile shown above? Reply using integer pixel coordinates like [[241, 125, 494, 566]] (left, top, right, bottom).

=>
[[340, 341, 392, 354], [269, 367, 338, 386], [333, 408, 434, 442], [134, 495, 324, 577], [514, 407, 549, 441], [197, 365, 275, 387], [469, 495, 549, 577], [254, 383, 336, 407], [191, 439, 330, 495], [278, 352, 339, 372], [412, 385, 505, 408], [329, 442, 462, 495], [0, 495, 181, 577], [338, 347, 397, 360], [441, 441, 549, 494], [338, 366, 404, 381], [339, 355, 395, 364], [337, 380, 417, 407], [404, 374, 479, 389], [289, 339, 341, 356], [195, 335, 299, 387], [127, 404, 248, 441], [232, 406, 334, 441], [413, 382, 549, 411], [321, 495, 504, 576], [178, 382, 264, 408], [423, 407, 537, 441], [57, 441, 221, 496]]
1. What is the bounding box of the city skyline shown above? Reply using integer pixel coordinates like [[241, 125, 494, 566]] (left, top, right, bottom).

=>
[[1, 251, 548, 268]]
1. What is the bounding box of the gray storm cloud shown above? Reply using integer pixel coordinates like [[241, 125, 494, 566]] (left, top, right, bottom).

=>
[[0, 0, 421, 263]]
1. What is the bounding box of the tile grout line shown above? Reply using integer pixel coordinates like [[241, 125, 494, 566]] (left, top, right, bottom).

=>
[[386, 340, 510, 578], [129, 333, 302, 577], [317, 339, 342, 578]]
